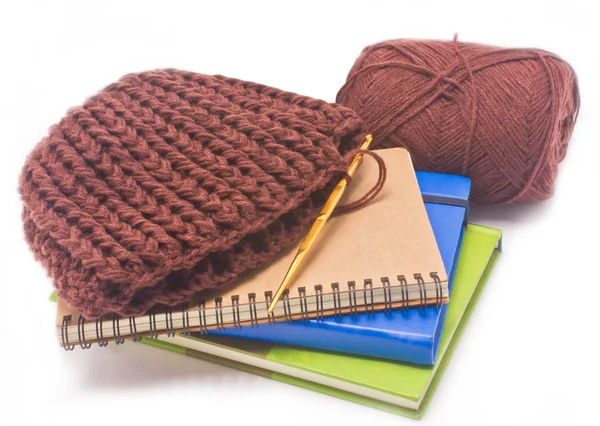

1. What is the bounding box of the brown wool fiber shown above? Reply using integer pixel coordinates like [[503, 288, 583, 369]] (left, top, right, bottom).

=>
[[20, 70, 367, 319], [337, 38, 580, 204]]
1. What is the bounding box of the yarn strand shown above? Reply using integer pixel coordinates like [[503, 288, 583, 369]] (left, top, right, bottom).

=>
[[334, 150, 387, 216]]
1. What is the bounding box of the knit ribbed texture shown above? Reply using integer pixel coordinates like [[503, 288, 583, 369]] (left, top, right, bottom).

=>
[[20, 70, 366, 319]]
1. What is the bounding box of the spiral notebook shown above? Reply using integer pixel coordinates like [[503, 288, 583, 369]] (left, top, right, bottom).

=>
[[57, 147, 448, 349], [212, 172, 471, 364]]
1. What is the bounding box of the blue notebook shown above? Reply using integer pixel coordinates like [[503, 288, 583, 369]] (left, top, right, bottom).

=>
[[205, 172, 470, 365]]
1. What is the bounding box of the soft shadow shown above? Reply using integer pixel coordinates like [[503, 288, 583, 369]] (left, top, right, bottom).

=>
[[469, 197, 555, 225], [63, 340, 242, 391]]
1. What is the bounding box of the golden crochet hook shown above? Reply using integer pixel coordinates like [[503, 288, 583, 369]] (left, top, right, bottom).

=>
[[267, 134, 373, 314]]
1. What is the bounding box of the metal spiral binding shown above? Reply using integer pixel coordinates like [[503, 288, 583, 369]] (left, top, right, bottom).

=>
[[165, 307, 175, 337], [95, 316, 109, 347], [248, 293, 258, 327], [414, 273, 427, 308], [331, 283, 342, 317], [62, 271, 444, 349], [77, 315, 92, 349], [181, 303, 191, 335], [214, 297, 224, 331], [347, 281, 357, 315], [197, 300, 208, 334], [397, 275, 409, 309], [431, 272, 443, 308], [61, 315, 74, 351], [112, 314, 125, 344], [282, 289, 292, 323], [314, 285, 324, 320], [298, 287, 308, 320], [381, 277, 392, 312], [264, 291, 276, 325], [148, 309, 158, 339], [128, 316, 141, 342], [364, 279, 375, 313], [231, 296, 241, 330]]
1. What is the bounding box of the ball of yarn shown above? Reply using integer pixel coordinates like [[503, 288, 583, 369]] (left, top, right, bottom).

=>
[[20, 70, 366, 319], [337, 38, 579, 204]]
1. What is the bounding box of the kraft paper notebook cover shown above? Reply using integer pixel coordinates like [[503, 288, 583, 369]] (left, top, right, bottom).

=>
[[213, 171, 471, 365], [57, 147, 448, 348], [142, 224, 502, 419]]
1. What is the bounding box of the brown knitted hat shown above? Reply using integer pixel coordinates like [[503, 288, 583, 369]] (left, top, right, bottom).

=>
[[20, 70, 367, 319]]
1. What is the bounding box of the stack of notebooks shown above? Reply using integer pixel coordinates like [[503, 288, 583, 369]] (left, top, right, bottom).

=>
[[55, 148, 502, 419]]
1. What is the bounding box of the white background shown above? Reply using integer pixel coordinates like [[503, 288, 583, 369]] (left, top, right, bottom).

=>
[[1, 1, 599, 425]]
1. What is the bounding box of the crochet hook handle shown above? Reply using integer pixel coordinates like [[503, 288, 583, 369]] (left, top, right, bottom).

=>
[[267, 135, 373, 315]]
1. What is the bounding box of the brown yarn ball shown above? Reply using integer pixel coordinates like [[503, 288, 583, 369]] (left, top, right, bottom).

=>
[[337, 38, 579, 204]]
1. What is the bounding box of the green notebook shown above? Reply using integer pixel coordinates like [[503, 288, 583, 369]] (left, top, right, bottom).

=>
[[142, 224, 502, 418]]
